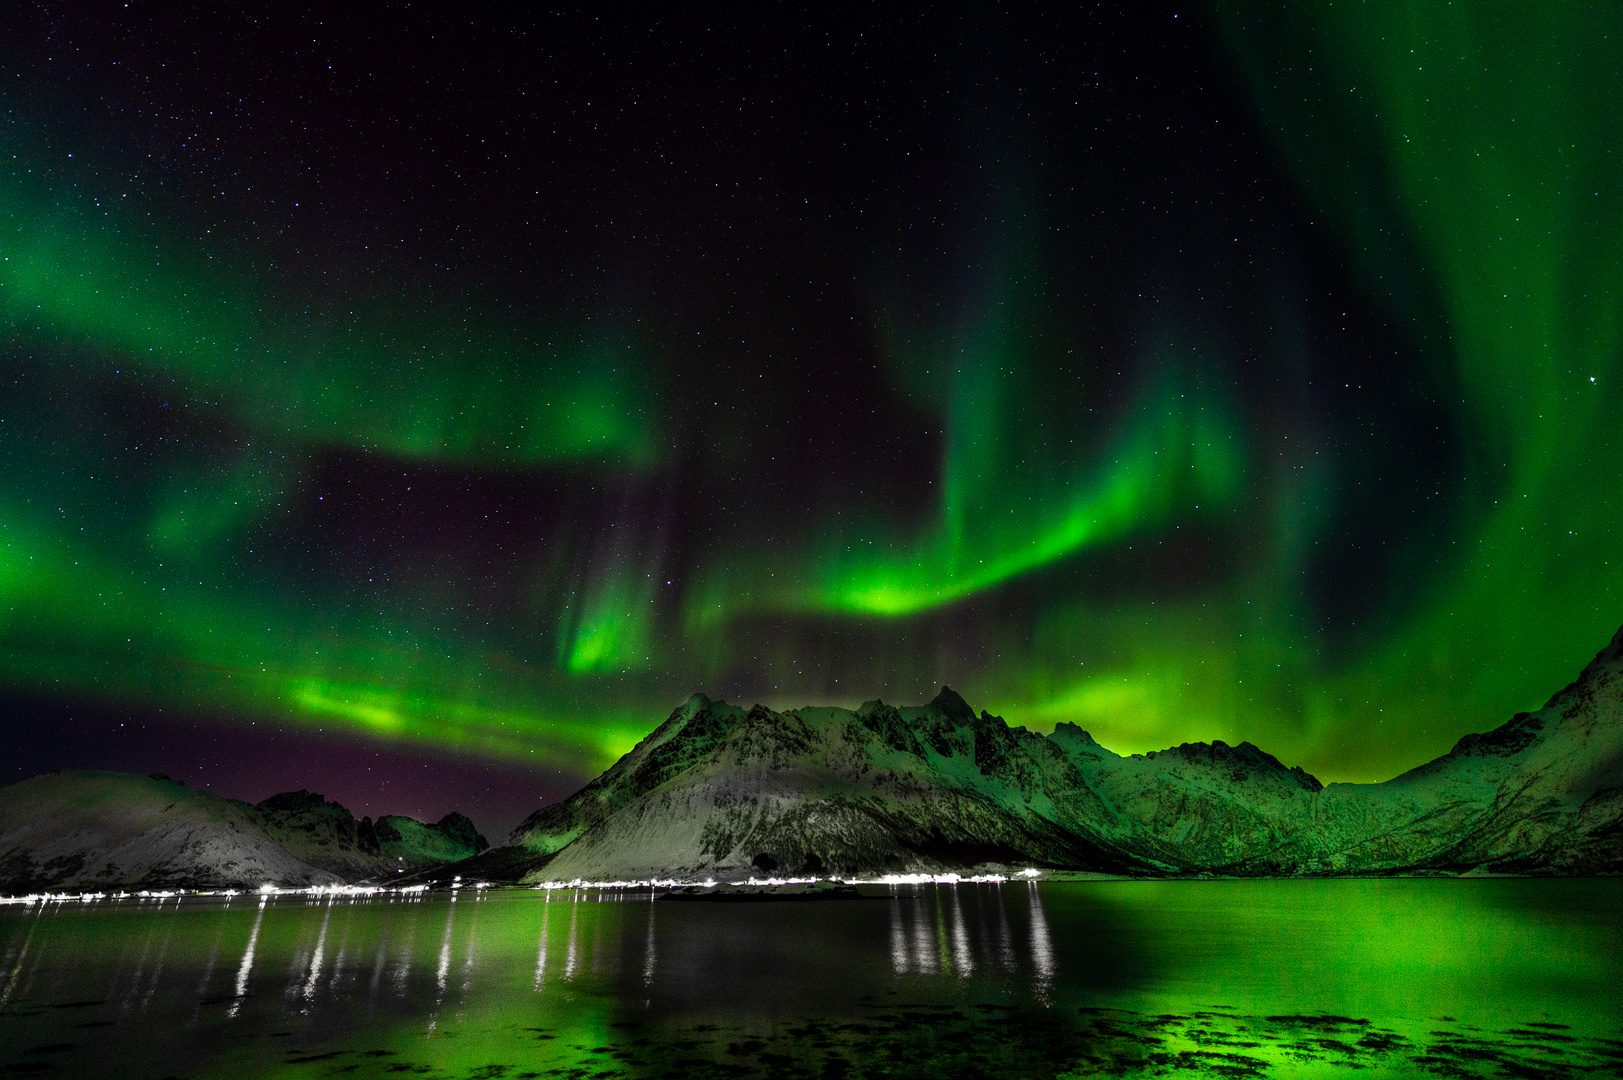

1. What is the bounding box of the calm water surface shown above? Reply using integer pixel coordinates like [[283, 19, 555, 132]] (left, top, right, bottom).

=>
[[2, 879, 1620, 1078]]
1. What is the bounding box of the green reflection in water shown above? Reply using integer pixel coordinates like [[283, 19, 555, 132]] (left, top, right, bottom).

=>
[[1, 880, 1619, 1078]]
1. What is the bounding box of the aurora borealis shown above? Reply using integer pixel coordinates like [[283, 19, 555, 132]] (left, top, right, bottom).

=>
[[3, 4, 1620, 822]]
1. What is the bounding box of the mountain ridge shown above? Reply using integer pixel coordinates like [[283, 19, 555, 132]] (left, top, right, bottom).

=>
[[424, 624, 1623, 884], [5, 624, 1618, 892], [0, 772, 490, 893]]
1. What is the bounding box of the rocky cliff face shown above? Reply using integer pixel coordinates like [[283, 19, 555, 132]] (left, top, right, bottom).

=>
[[439, 624, 1623, 883]]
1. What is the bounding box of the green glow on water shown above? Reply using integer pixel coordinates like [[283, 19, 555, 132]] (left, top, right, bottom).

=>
[[0, 881, 1619, 1079]]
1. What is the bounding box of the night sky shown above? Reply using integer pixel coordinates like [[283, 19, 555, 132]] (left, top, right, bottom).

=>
[[3, 4, 1619, 835]]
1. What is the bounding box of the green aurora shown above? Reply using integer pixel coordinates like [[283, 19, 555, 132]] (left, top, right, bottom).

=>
[[1, 3, 1620, 784]]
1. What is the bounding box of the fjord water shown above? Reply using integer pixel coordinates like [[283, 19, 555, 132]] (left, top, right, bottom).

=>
[[2, 881, 1620, 1079]]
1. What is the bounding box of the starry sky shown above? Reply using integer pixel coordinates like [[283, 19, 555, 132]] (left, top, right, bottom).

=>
[[2, 3, 1620, 834]]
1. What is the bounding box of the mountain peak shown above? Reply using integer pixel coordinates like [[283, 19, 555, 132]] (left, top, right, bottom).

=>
[[258, 789, 347, 815], [432, 812, 490, 854], [929, 685, 976, 724], [1542, 622, 1623, 713], [1050, 721, 1098, 745], [404, 623, 1623, 884]]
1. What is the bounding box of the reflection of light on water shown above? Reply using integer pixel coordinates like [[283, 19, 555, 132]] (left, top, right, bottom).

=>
[[0, 908, 42, 1007], [434, 897, 456, 1003], [888, 884, 990, 978], [194, 924, 222, 1011], [0, 877, 1073, 1029], [121, 923, 158, 1012], [533, 896, 552, 991], [931, 887, 952, 974], [887, 881, 1037, 989], [1027, 881, 1055, 1004], [461, 897, 482, 1000], [391, 918, 416, 997], [642, 891, 657, 988], [227, 897, 267, 1018], [303, 899, 334, 1001], [888, 890, 908, 975], [563, 891, 580, 981], [366, 930, 388, 1016], [910, 891, 934, 973], [427, 897, 460, 1035], [948, 884, 974, 978], [328, 905, 354, 996], [995, 885, 1016, 973], [139, 920, 174, 1014]]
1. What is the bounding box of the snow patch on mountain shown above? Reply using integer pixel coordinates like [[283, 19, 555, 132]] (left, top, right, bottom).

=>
[[443, 625, 1623, 883]]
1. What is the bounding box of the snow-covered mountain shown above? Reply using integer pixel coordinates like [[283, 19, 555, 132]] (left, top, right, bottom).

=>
[[10, 625, 1615, 892], [0, 774, 492, 892], [0, 771, 339, 891], [442, 623, 1623, 883], [246, 789, 489, 880]]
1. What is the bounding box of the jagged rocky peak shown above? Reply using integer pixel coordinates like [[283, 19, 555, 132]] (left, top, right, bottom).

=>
[[678, 691, 714, 717], [854, 698, 926, 757], [1048, 721, 1103, 751], [719, 703, 819, 766], [1443, 712, 1545, 761], [257, 789, 349, 816], [247, 787, 490, 877], [432, 811, 490, 854], [423, 623, 1623, 885], [647, 693, 745, 752], [930, 684, 976, 724], [657, 684, 1035, 766], [1159, 739, 1325, 792], [1540, 621, 1623, 719]]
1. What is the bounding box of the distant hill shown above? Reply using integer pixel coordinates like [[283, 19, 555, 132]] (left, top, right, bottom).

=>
[[9, 624, 1618, 892], [426, 623, 1623, 884], [0, 774, 489, 893], [244, 790, 488, 881], [0, 772, 337, 891]]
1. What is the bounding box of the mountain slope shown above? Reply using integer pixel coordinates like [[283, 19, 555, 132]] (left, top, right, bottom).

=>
[[1310, 622, 1623, 874], [243, 790, 490, 881], [0, 771, 338, 891], [436, 623, 1623, 883], [0, 774, 495, 893]]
